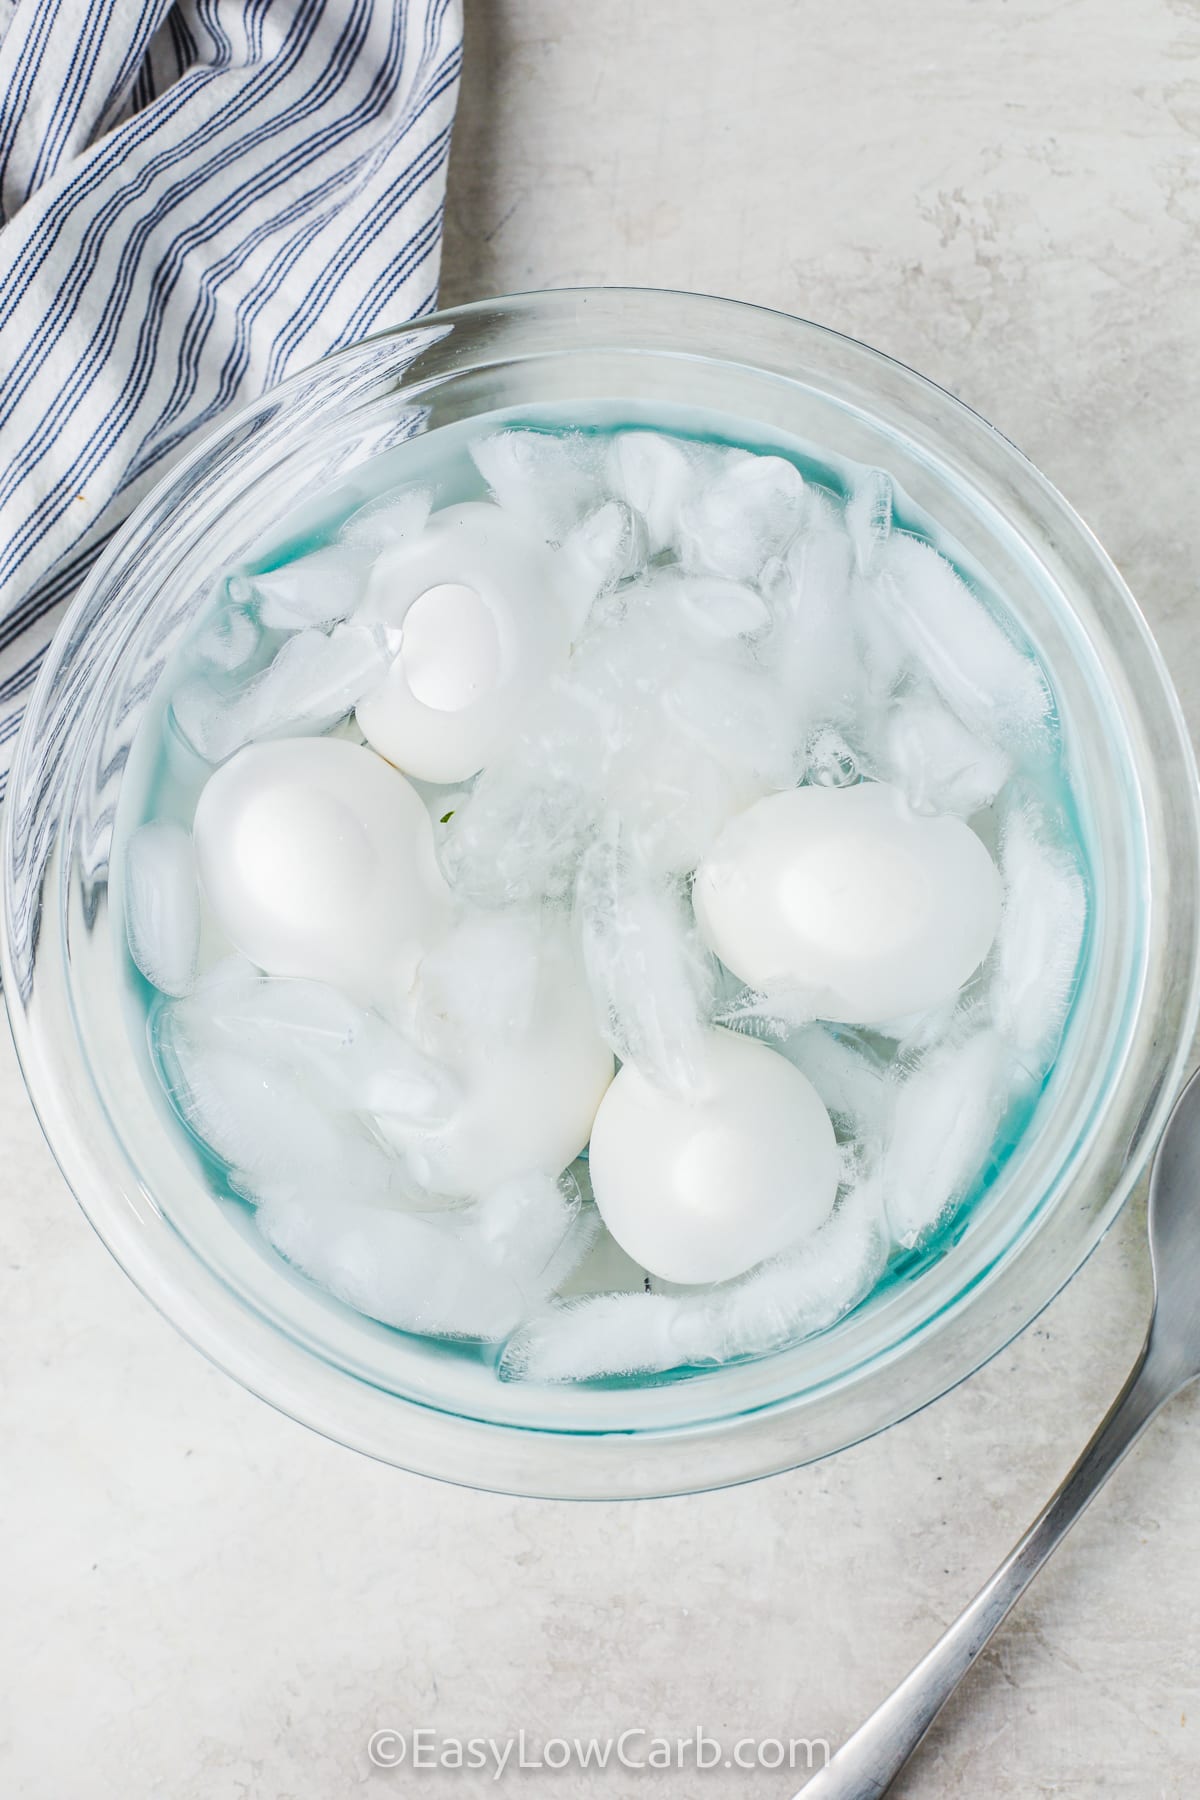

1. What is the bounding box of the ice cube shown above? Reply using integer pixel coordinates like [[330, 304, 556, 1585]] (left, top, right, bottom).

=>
[[339, 485, 433, 554], [663, 652, 801, 789], [188, 966, 458, 1125], [124, 819, 201, 997], [170, 621, 396, 763], [871, 992, 969, 1058], [624, 735, 768, 877], [380, 914, 614, 1199], [562, 591, 777, 873], [883, 1025, 1007, 1246], [667, 571, 773, 640], [408, 909, 544, 1050], [241, 545, 373, 630], [439, 679, 599, 905], [605, 430, 702, 556], [163, 964, 597, 1338], [498, 1290, 688, 1381], [471, 428, 602, 543], [694, 1170, 889, 1362], [257, 1157, 599, 1344], [679, 451, 806, 581], [560, 501, 644, 629], [714, 985, 818, 1039], [878, 692, 1011, 817], [575, 822, 716, 1093], [566, 575, 679, 713], [441, 757, 592, 906], [779, 1024, 891, 1148], [762, 525, 863, 731], [844, 468, 894, 577], [257, 1192, 537, 1340], [153, 999, 404, 1206], [473, 1168, 600, 1297], [990, 804, 1087, 1070], [848, 572, 909, 708], [190, 604, 260, 674], [875, 534, 1050, 737]]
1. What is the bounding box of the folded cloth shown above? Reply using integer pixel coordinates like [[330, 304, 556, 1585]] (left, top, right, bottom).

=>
[[0, 0, 463, 804]]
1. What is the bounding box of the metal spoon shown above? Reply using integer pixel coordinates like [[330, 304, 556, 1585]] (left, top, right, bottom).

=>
[[794, 1063, 1200, 1800]]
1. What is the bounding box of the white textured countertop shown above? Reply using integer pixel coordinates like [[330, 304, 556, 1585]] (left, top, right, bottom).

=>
[[4, 3, 1200, 1795]]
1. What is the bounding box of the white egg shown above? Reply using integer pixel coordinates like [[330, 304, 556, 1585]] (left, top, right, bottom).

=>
[[377, 917, 615, 1198], [588, 1026, 839, 1285], [355, 501, 573, 782], [694, 781, 1001, 1025], [192, 737, 449, 1001]]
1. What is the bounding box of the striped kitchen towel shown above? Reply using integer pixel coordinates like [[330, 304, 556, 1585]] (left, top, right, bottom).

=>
[[0, 0, 463, 806]]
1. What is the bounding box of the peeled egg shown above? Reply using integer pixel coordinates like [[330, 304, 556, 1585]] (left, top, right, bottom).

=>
[[356, 502, 572, 782], [588, 1027, 839, 1285], [192, 737, 449, 1001], [377, 917, 615, 1198], [694, 781, 1001, 1025]]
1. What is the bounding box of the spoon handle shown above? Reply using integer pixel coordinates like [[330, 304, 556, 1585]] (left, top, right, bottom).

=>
[[794, 1338, 1170, 1800]]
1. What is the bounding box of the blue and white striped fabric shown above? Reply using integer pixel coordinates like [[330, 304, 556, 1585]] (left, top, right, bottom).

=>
[[0, 0, 463, 805]]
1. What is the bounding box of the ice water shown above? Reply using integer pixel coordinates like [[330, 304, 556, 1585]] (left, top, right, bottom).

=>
[[114, 400, 1090, 1386]]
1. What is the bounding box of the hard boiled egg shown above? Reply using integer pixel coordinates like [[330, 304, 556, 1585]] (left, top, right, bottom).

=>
[[376, 915, 615, 1198], [192, 737, 449, 1002], [588, 1026, 839, 1285], [694, 781, 1001, 1025], [355, 502, 572, 783]]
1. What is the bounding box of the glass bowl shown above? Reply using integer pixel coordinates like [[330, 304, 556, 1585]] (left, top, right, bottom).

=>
[[4, 288, 1198, 1500]]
